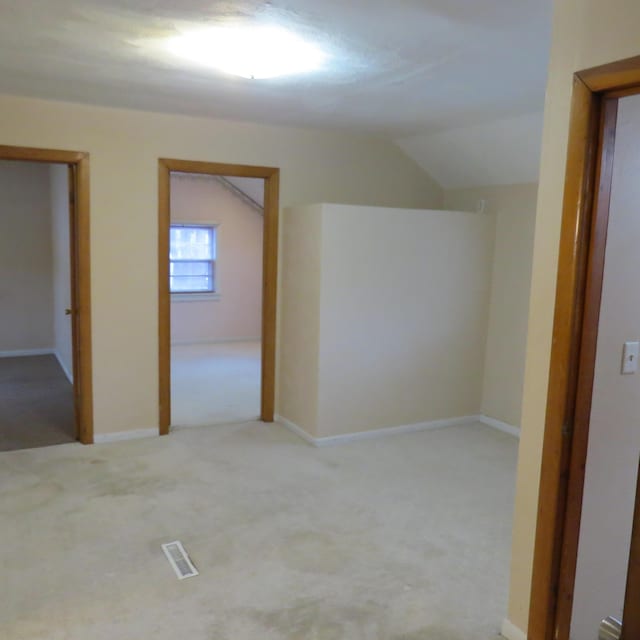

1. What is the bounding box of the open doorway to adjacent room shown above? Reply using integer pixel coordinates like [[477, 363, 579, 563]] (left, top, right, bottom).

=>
[[158, 160, 279, 434], [529, 61, 640, 640], [170, 173, 264, 426], [0, 146, 92, 450]]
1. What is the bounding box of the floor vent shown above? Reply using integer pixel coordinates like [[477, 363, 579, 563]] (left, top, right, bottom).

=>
[[161, 541, 199, 580]]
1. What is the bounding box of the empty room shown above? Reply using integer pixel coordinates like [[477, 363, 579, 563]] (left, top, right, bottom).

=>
[[169, 172, 265, 427], [0, 159, 76, 451], [2, 1, 639, 640]]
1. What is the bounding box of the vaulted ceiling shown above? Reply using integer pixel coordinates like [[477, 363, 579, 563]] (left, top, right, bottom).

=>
[[0, 0, 553, 187], [397, 112, 545, 189]]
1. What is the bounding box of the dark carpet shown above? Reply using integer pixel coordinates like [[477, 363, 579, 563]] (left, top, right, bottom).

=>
[[0, 355, 75, 451]]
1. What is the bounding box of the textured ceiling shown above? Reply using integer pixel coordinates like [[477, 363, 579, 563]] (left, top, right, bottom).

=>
[[0, 0, 553, 138]]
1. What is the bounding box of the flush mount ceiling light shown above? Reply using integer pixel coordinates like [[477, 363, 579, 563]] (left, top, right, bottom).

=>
[[167, 26, 327, 80]]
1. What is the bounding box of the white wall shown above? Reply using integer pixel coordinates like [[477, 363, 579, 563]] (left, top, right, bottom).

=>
[[279, 204, 323, 435], [317, 204, 494, 437], [570, 93, 640, 640], [50, 164, 73, 381], [0, 160, 53, 353], [0, 94, 442, 436], [280, 204, 494, 438], [508, 0, 640, 633], [444, 183, 538, 428], [396, 113, 544, 190], [170, 174, 263, 344]]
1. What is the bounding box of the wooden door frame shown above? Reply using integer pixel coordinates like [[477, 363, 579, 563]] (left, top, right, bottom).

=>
[[158, 158, 280, 435], [621, 457, 640, 639], [0, 144, 93, 444], [528, 55, 640, 640]]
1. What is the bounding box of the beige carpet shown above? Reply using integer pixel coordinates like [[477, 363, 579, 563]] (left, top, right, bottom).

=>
[[0, 355, 75, 451], [171, 341, 261, 427], [0, 420, 517, 640]]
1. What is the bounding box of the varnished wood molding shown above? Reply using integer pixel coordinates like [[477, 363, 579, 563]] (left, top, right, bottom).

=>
[[578, 55, 640, 93], [0, 145, 93, 444], [621, 458, 640, 639], [528, 60, 640, 640], [158, 159, 279, 435]]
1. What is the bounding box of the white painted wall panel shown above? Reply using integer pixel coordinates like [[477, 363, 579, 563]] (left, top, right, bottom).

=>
[[0, 161, 53, 352]]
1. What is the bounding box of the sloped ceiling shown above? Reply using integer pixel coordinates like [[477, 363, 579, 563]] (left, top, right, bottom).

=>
[[224, 176, 265, 208], [396, 112, 544, 189]]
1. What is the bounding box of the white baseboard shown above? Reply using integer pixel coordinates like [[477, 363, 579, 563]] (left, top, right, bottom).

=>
[[94, 428, 158, 444], [501, 618, 527, 640], [0, 348, 54, 358], [54, 351, 74, 384], [479, 415, 520, 438], [276, 414, 479, 448], [275, 416, 317, 445], [171, 337, 261, 346]]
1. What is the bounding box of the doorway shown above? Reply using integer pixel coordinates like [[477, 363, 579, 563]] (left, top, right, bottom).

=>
[[528, 58, 640, 640], [0, 145, 92, 447], [158, 159, 279, 435]]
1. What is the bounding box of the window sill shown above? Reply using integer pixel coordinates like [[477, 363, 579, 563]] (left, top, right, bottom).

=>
[[171, 293, 221, 302]]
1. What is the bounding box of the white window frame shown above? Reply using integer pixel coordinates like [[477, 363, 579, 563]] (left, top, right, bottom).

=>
[[169, 223, 220, 300]]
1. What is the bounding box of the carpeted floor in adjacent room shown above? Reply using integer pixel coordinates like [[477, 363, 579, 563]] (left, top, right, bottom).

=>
[[0, 355, 75, 451], [171, 341, 261, 427], [0, 420, 517, 640]]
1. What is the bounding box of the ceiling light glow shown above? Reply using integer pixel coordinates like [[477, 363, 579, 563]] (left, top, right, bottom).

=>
[[167, 26, 327, 80]]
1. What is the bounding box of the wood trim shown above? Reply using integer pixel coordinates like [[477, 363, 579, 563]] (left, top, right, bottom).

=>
[[68, 165, 81, 440], [261, 169, 279, 421], [621, 457, 640, 639], [157, 159, 279, 435], [0, 145, 93, 443], [528, 76, 601, 640], [159, 158, 278, 180], [554, 97, 619, 639], [578, 55, 640, 93], [74, 154, 94, 444], [603, 85, 640, 100], [158, 160, 171, 435], [529, 58, 640, 639], [0, 145, 86, 164]]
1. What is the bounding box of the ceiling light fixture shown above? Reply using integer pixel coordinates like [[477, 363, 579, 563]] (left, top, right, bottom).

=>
[[167, 26, 327, 80]]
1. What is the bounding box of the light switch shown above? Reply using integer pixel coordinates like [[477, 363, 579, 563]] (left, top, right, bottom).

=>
[[622, 341, 639, 374]]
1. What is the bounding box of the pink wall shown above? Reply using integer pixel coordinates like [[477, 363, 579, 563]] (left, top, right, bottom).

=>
[[170, 174, 263, 344]]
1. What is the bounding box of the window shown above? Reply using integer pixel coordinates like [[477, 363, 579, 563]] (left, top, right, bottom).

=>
[[169, 224, 216, 293]]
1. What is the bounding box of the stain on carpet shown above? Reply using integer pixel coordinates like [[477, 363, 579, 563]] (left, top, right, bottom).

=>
[[246, 599, 388, 640], [281, 531, 350, 574]]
